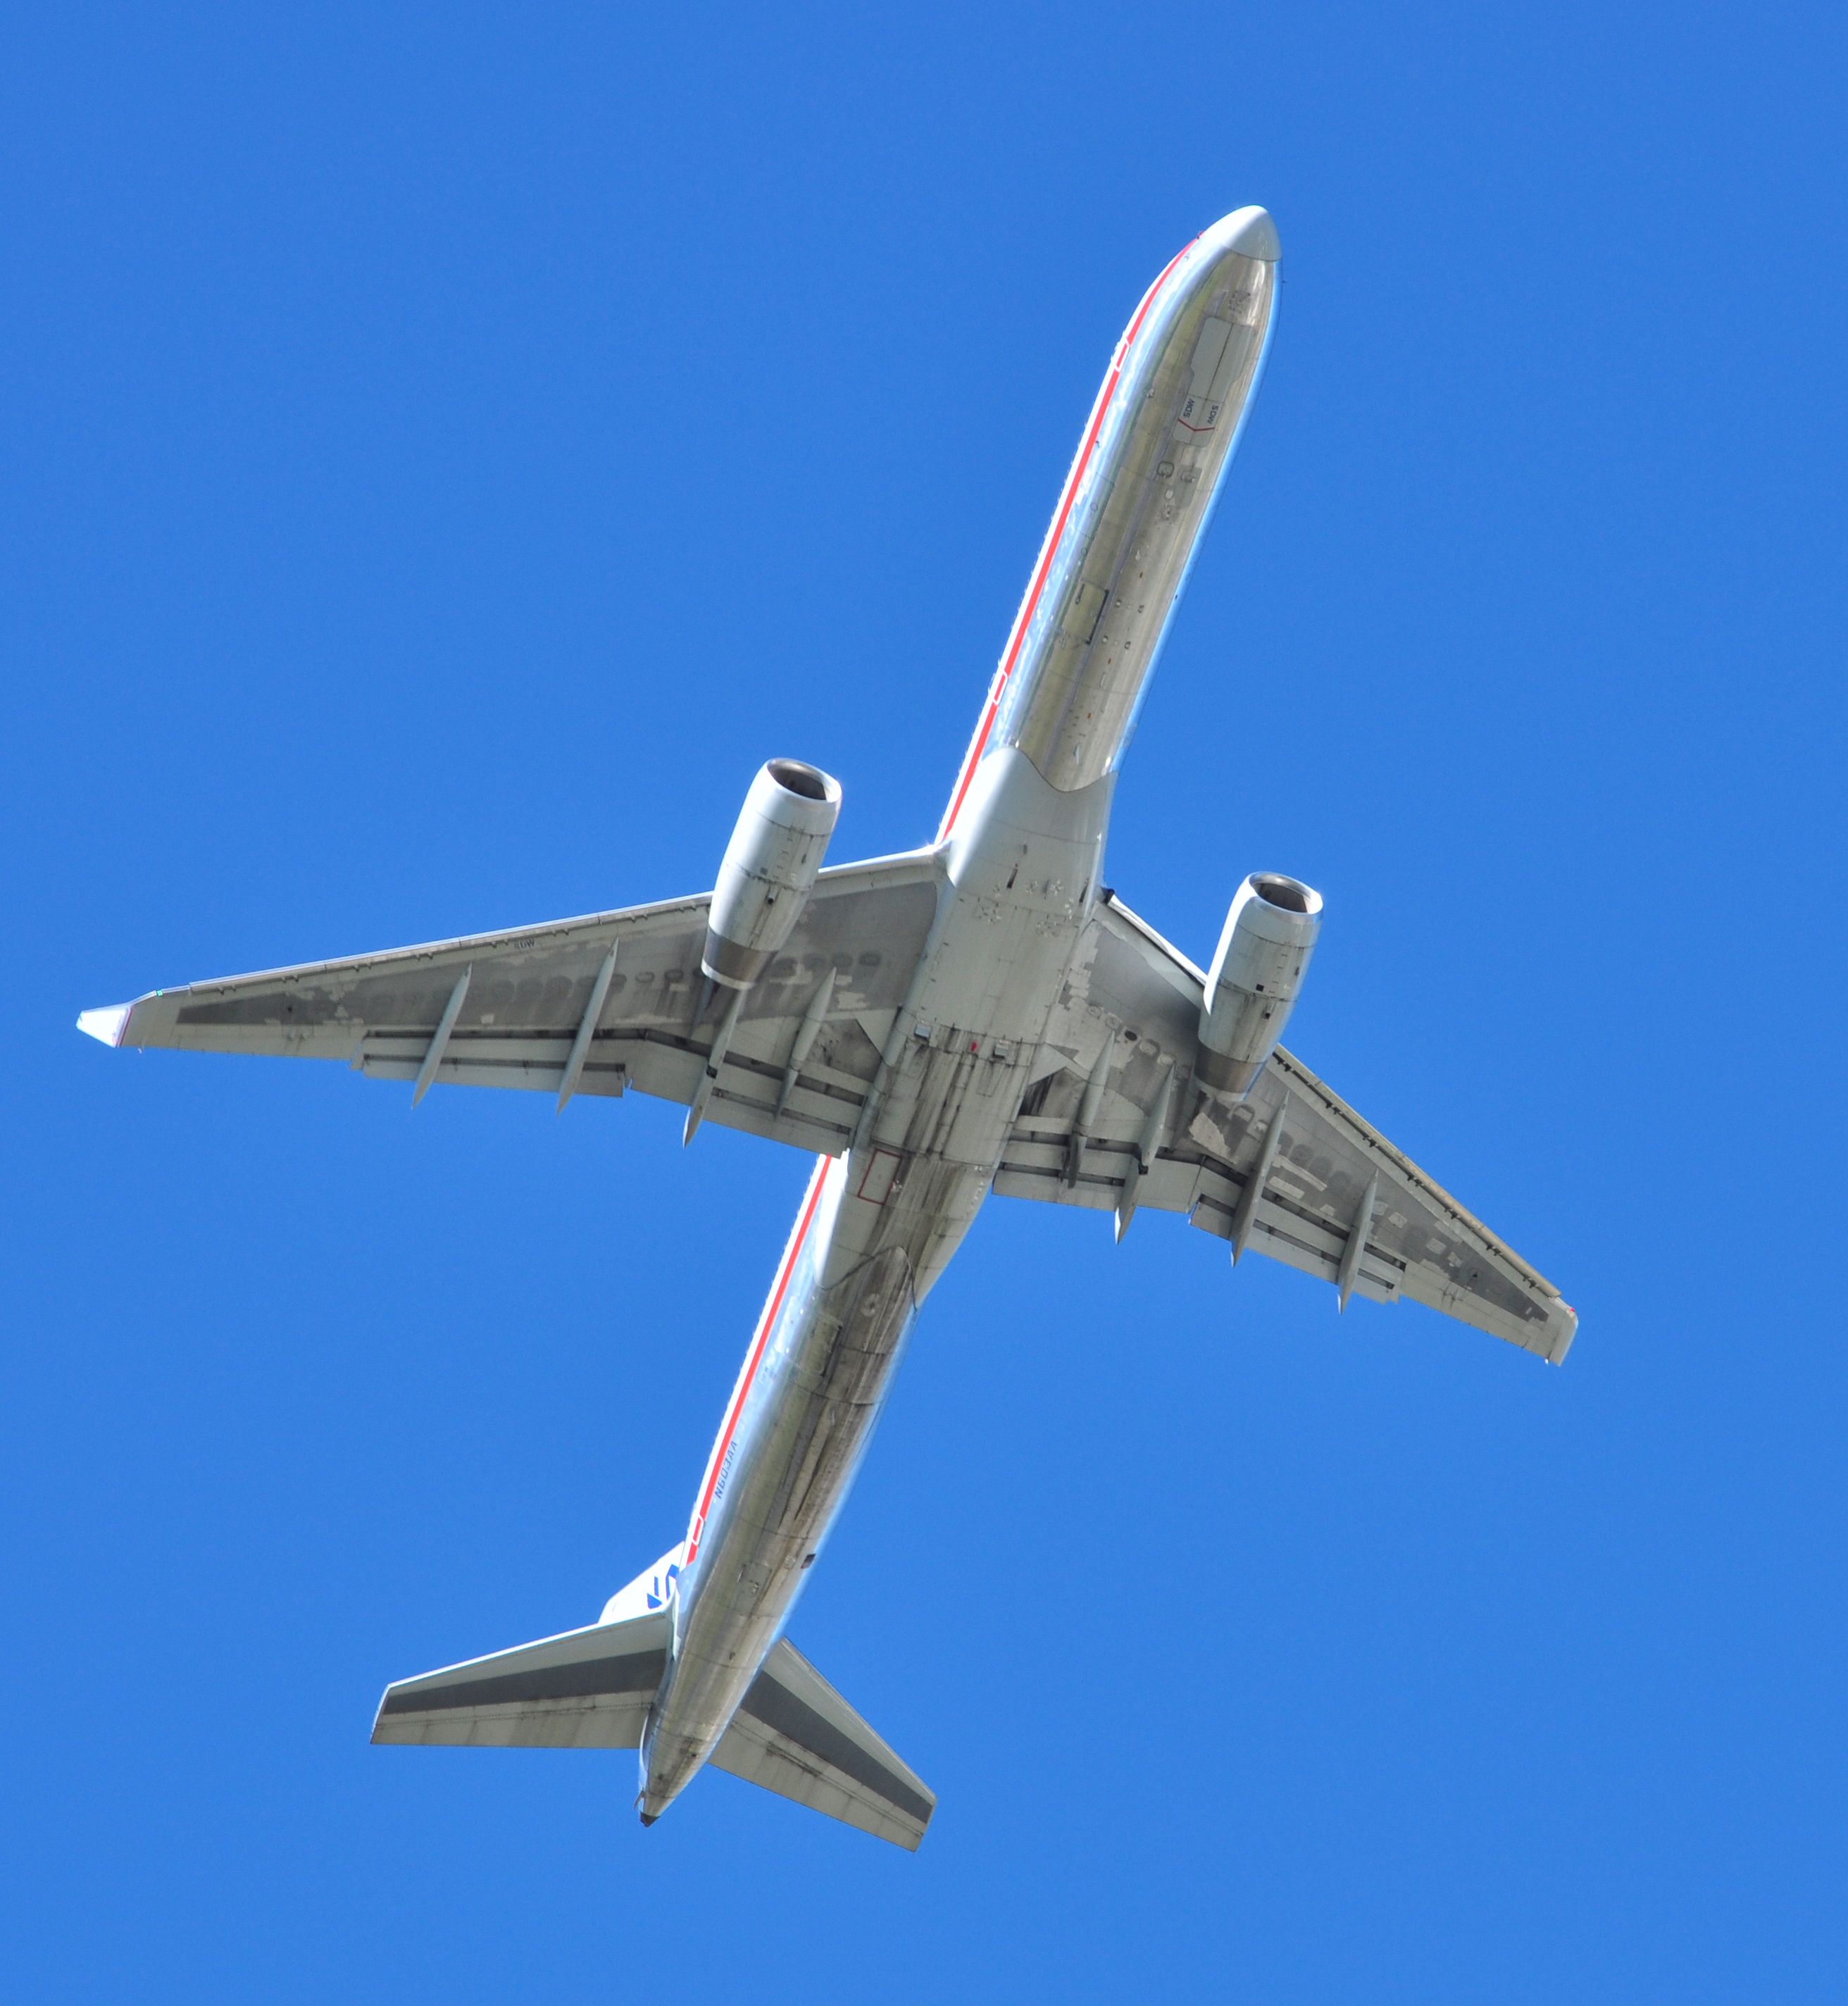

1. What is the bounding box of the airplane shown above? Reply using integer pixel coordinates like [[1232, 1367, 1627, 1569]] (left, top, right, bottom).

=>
[[77, 206, 1575, 1852]]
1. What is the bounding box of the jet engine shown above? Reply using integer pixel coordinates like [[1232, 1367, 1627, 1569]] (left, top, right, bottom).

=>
[[1197, 873, 1323, 1099], [701, 759, 843, 988]]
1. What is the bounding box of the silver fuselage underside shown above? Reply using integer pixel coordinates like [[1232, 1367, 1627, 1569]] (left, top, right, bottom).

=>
[[640, 218, 1278, 1817]]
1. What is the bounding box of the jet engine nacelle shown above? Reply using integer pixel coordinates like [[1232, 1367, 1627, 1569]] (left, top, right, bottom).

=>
[[1197, 873, 1323, 1099], [701, 759, 843, 988]]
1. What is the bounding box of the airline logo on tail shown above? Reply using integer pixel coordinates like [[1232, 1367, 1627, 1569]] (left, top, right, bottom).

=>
[[599, 1545, 685, 1625]]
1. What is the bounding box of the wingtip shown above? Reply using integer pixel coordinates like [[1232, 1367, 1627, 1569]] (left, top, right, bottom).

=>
[[1547, 1301, 1580, 1366], [77, 1004, 131, 1048]]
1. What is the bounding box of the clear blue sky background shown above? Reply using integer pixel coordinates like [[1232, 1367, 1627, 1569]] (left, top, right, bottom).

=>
[[5, 6, 1844, 2000]]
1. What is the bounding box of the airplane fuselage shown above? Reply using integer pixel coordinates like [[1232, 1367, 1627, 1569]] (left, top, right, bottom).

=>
[[639, 208, 1281, 1820]]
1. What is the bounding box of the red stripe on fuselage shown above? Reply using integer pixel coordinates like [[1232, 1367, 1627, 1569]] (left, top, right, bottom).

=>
[[684, 1157, 830, 1564], [937, 239, 1196, 840]]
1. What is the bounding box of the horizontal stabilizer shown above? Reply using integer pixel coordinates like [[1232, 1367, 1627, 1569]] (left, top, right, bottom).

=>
[[713, 1637, 935, 1851], [371, 1607, 669, 1750]]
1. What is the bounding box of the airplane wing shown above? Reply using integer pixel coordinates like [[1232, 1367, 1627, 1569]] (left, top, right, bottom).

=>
[[992, 893, 1577, 1363], [79, 852, 943, 1159]]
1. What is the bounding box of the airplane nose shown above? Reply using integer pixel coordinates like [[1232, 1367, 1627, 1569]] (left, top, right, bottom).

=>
[[1213, 204, 1280, 263]]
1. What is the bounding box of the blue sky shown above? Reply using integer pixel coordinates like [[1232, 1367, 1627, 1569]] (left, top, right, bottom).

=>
[[5, 5, 1844, 2000]]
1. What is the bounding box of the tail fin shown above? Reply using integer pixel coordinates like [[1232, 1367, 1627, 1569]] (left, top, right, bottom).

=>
[[713, 1638, 935, 1850], [599, 1543, 685, 1624], [371, 1606, 668, 1750]]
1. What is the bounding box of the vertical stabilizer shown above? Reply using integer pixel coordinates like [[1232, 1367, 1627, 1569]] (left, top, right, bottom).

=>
[[600, 1545, 685, 1625]]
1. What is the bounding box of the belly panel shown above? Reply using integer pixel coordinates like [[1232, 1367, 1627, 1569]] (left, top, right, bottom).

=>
[[642, 1147, 984, 1810], [941, 211, 1278, 830]]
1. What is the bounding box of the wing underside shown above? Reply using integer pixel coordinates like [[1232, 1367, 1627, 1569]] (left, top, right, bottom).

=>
[[82, 852, 943, 1158], [81, 858, 1569, 1355], [993, 894, 1575, 1362]]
